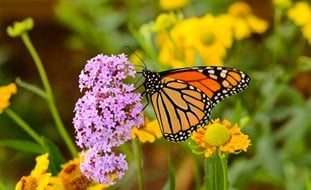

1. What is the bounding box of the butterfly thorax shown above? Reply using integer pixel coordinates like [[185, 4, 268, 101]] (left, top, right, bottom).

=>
[[142, 69, 163, 94]]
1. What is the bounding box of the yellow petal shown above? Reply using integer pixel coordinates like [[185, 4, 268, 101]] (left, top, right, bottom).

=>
[[302, 23, 311, 45], [287, 2, 311, 26], [228, 2, 252, 18], [145, 120, 162, 138], [191, 119, 251, 158], [0, 83, 17, 113], [159, 0, 189, 10], [30, 153, 49, 177], [247, 15, 269, 34], [131, 119, 162, 143], [15, 154, 51, 190]]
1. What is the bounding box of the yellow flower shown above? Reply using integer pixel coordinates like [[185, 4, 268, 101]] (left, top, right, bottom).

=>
[[287, 2, 311, 26], [159, 0, 189, 10], [87, 183, 110, 190], [153, 12, 178, 32], [190, 119, 250, 158], [7, 17, 34, 37], [46, 158, 109, 190], [0, 83, 17, 113], [15, 153, 108, 190], [131, 119, 162, 143], [45, 177, 63, 190], [15, 153, 51, 190], [59, 158, 90, 190], [156, 17, 196, 68], [228, 1, 252, 17], [288, 2, 311, 45], [302, 23, 311, 45], [227, 2, 269, 40], [156, 15, 233, 68], [46, 157, 109, 190], [190, 14, 233, 66]]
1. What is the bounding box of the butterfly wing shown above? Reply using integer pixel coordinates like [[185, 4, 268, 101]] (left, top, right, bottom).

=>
[[150, 78, 212, 142], [147, 66, 250, 142], [160, 66, 250, 105]]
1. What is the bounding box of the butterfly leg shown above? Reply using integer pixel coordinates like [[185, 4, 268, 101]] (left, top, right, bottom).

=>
[[141, 91, 149, 111], [134, 82, 145, 92], [134, 75, 144, 88]]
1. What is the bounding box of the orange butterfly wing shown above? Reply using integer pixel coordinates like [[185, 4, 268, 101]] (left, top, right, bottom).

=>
[[162, 67, 249, 103], [145, 66, 250, 142], [150, 78, 211, 141]]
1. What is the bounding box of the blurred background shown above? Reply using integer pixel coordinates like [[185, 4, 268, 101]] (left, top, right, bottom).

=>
[[0, 0, 311, 189]]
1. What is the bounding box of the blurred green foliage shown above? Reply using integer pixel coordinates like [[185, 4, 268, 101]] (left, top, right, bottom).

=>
[[54, 0, 159, 53]]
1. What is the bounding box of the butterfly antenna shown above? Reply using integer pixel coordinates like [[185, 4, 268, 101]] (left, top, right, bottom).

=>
[[124, 46, 147, 69]]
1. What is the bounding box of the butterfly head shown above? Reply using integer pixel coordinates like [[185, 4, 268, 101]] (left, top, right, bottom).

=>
[[142, 69, 162, 94]]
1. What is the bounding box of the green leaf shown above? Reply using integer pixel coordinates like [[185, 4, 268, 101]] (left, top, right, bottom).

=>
[[0, 181, 7, 190], [15, 77, 47, 98], [275, 100, 311, 158], [306, 175, 311, 190], [297, 56, 311, 72], [229, 159, 260, 189], [0, 139, 45, 154], [192, 154, 202, 190], [42, 137, 66, 175], [283, 162, 305, 190], [232, 100, 243, 124], [256, 135, 283, 178]]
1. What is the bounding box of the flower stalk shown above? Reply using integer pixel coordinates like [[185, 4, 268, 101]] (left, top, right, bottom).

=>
[[20, 32, 77, 157], [133, 139, 144, 190], [4, 108, 43, 146], [191, 119, 250, 189], [204, 150, 229, 190], [7, 18, 77, 157]]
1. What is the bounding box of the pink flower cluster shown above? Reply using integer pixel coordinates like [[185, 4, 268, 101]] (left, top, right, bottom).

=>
[[73, 54, 143, 184]]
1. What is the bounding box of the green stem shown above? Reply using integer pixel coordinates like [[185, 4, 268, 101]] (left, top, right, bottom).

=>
[[218, 150, 229, 190], [133, 139, 144, 190], [15, 77, 47, 98], [192, 154, 202, 190], [204, 150, 229, 190], [272, 7, 282, 65], [20, 33, 77, 157], [4, 108, 43, 146], [128, 24, 157, 62], [204, 154, 214, 190], [166, 30, 183, 61]]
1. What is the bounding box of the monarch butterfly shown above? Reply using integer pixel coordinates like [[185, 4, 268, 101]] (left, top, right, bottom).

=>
[[142, 66, 250, 142]]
